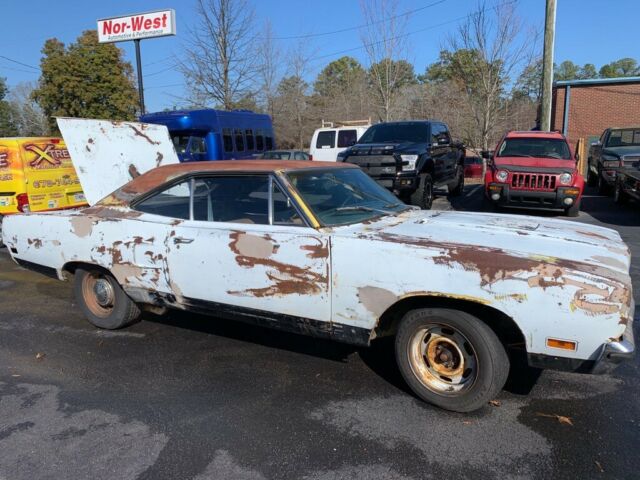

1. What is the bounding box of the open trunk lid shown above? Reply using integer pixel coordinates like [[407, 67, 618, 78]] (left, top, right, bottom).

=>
[[57, 118, 180, 205]]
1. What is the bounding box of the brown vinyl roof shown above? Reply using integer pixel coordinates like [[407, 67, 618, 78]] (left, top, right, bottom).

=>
[[103, 160, 355, 206]]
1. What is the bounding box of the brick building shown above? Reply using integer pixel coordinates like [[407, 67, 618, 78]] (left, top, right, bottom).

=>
[[551, 76, 640, 148]]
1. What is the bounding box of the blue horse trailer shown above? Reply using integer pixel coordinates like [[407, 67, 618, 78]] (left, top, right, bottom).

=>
[[140, 109, 275, 161]]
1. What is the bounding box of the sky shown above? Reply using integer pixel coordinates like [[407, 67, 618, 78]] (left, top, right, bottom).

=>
[[1, 0, 639, 113]]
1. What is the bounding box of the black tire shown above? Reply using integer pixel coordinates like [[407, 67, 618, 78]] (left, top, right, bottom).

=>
[[586, 165, 597, 187], [448, 166, 464, 197], [598, 171, 611, 195], [0, 215, 4, 248], [74, 268, 141, 329], [395, 308, 509, 413], [565, 198, 581, 217], [410, 173, 434, 209], [614, 180, 627, 204]]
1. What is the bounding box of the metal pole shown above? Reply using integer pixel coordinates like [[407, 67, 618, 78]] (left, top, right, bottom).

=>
[[562, 85, 571, 136], [134, 39, 145, 115], [540, 0, 556, 131]]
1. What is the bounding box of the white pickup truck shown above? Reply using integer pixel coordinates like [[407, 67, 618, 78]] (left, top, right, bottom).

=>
[[1, 118, 634, 412]]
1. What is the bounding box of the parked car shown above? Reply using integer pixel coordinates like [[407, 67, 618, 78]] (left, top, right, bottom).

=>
[[588, 127, 640, 194], [258, 150, 310, 160], [2, 118, 634, 413], [0, 136, 87, 245], [464, 150, 483, 179], [484, 131, 584, 216], [614, 161, 640, 205], [140, 109, 275, 162], [309, 122, 370, 162], [338, 121, 465, 209]]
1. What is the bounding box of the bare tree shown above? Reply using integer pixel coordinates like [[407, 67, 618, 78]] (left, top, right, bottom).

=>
[[447, 2, 534, 151], [178, 0, 257, 109], [7, 82, 48, 136], [360, 0, 412, 121], [256, 20, 281, 118]]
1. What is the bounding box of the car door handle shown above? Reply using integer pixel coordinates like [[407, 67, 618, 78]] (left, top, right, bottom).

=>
[[173, 237, 194, 245]]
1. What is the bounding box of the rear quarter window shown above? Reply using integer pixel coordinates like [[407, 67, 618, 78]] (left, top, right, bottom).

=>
[[337, 130, 357, 148], [316, 131, 336, 149]]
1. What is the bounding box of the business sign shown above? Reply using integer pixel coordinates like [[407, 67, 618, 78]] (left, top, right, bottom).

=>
[[97, 9, 176, 43]]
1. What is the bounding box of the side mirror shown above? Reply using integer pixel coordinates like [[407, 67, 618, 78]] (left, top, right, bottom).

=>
[[575, 152, 580, 161], [591, 141, 601, 147]]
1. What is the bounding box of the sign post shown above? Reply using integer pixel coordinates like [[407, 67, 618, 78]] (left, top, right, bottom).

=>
[[97, 9, 176, 115]]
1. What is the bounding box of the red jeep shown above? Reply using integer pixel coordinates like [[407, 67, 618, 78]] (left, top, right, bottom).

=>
[[484, 131, 584, 216]]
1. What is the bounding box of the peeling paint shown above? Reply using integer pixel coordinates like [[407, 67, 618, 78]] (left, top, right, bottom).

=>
[[358, 286, 398, 317]]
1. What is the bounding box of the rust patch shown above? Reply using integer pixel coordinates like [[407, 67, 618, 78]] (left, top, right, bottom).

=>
[[358, 286, 398, 317], [70, 216, 94, 237], [576, 230, 610, 240], [81, 206, 143, 220], [227, 231, 327, 297], [301, 238, 329, 259], [111, 263, 144, 283], [27, 238, 43, 249], [129, 164, 141, 179], [128, 124, 160, 145]]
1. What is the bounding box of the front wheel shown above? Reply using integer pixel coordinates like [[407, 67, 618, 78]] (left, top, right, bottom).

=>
[[395, 308, 509, 412], [614, 180, 628, 204], [74, 268, 141, 329], [598, 171, 611, 195], [410, 173, 434, 209]]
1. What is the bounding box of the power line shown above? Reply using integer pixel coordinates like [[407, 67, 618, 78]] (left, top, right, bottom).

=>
[[307, 0, 519, 64], [146, 83, 184, 90], [0, 64, 40, 75], [0, 55, 39, 71], [145, 64, 177, 77], [272, 0, 449, 40]]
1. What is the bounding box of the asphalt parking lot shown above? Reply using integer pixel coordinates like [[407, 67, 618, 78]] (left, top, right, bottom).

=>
[[0, 184, 638, 480]]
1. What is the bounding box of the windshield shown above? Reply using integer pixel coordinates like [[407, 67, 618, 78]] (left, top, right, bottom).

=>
[[358, 123, 428, 144], [285, 168, 410, 226], [606, 129, 640, 147], [497, 138, 572, 160]]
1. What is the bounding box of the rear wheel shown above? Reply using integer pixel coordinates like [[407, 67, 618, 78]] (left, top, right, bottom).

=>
[[74, 268, 141, 329], [410, 173, 434, 209], [395, 308, 509, 412], [448, 165, 464, 197]]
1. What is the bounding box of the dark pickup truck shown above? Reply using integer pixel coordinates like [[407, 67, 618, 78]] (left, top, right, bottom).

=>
[[588, 127, 640, 194], [337, 121, 465, 209]]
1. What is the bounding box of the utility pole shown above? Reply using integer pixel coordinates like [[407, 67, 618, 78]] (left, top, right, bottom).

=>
[[540, 0, 556, 131], [134, 39, 145, 115]]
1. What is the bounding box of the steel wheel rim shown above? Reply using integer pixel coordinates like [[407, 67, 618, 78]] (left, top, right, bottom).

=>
[[82, 273, 115, 318], [407, 323, 478, 395]]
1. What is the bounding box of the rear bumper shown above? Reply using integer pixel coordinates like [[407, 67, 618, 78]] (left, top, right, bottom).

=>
[[487, 183, 581, 210], [528, 320, 636, 374]]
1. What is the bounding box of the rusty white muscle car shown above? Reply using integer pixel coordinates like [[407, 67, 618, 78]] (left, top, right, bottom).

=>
[[1, 118, 635, 412]]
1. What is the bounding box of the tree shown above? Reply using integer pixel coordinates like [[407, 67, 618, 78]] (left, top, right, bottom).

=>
[[578, 63, 597, 79], [360, 0, 412, 121], [314, 57, 365, 97], [554, 60, 580, 81], [32, 30, 138, 133], [513, 59, 542, 101], [599, 58, 640, 78], [179, 0, 257, 110], [7, 82, 48, 136], [256, 20, 281, 118], [438, 2, 532, 152], [0, 78, 18, 136]]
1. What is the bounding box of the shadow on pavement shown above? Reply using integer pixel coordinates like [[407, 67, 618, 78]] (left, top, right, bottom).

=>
[[579, 186, 639, 227]]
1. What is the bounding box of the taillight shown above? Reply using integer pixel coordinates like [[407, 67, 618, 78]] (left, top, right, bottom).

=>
[[16, 193, 29, 213], [309, 154, 313, 161]]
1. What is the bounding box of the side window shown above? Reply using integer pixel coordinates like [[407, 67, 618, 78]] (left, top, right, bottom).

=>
[[190, 136, 207, 154], [135, 180, 191, 219], [272, 180, 303, 226], [172, 135, 190, 154], [256, 129, 265, 151], [234, 129, 245, 152], [294, 152, 305, 160], [337, 130, 357, 148], [192, 175, 269, 224], [316, 131, 336, 149], [222, 128, 233, 152], [265, 134, 273, 150], [245, 129, 255, 150]]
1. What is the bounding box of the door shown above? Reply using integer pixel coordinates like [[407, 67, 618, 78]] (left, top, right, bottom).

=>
[[313, 130, 337, 162], [163, 174, 331, 322], [430, 123, 450, 183]]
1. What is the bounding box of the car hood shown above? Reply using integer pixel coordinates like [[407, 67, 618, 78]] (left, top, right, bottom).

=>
[[57, 118, 180, 205], [602, 146, 640, 158], [347, 142, 425, 155], [331, 209, 630, 278], [493, 156, 576, 170]]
